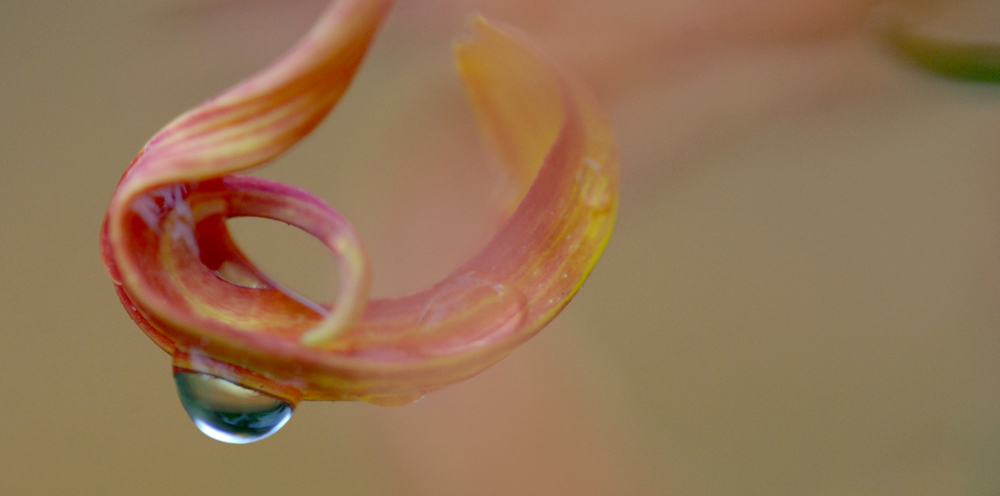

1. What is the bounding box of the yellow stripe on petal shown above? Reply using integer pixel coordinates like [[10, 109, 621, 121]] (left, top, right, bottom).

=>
[[456, 17, 564, 213]]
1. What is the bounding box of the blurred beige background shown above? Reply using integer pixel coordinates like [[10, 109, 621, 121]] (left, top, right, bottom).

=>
[[2, 0, 1000, 494]]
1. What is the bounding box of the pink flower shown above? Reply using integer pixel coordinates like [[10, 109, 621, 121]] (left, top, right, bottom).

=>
[[100, 0, 617, 442]]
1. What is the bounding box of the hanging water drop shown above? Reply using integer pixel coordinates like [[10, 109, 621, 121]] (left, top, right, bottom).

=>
[[174, 371, 294, 444]]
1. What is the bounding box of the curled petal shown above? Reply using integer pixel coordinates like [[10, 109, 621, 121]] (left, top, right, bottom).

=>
[[102, 0, 618, 406]]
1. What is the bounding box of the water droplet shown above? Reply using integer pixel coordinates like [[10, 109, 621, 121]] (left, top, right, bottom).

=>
[[578, 157, 613, 211], [174, 371, 293, 444], [411, 272, 528, 356]]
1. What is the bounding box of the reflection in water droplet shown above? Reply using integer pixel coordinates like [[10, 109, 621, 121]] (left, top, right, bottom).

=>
[[174, 371, 293, 444]]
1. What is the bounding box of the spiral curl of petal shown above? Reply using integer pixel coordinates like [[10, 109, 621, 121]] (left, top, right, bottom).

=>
[[101, 0, 619, 405]]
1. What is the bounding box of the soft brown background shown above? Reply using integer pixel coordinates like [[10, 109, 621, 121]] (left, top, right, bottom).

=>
[[2, 0, 1000, 494]]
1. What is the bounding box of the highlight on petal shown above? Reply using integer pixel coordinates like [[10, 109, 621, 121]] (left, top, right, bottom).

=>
[[455, 16, 565, 215], [101, 0, 618, 438], [882, 6, 1000, 83]]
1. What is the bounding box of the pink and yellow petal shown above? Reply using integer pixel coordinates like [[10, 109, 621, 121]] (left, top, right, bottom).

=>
[[102, 0, 618, 407], [296, 17, 619, 402]]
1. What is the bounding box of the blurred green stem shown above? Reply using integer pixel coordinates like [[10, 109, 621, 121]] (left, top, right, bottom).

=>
[[884, 7, 1000, 82]]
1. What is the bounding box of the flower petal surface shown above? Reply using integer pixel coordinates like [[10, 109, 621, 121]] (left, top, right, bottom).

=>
[[102, 0, 618, 405]]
